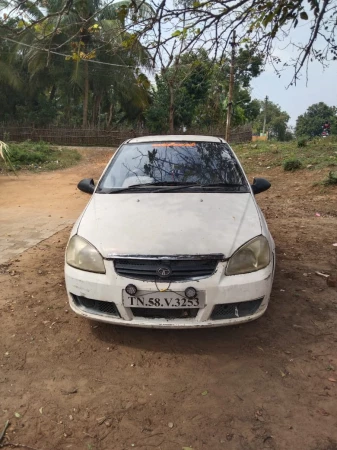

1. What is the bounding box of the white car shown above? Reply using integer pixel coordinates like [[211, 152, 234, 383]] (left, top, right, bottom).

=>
[[65, 135, 275, 328]]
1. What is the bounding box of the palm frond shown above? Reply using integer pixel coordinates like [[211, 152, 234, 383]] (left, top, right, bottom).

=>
[[17, 0, 44, 20], [0, 141, 17, 173], [110, 0, 153, 18], [99, 0, 154, 21], [69, 60, 85, 87], [0, 141, 9, 161], [0, 61, 22, 90]]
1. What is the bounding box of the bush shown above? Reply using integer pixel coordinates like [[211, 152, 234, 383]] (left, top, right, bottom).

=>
[[322, 171, 337, 186], [0, 140, 81, 171], [297, 137, 307, 147], [284, 131, 294, 142], [8, 141, 52, 165], [283, 159, 302, 171]]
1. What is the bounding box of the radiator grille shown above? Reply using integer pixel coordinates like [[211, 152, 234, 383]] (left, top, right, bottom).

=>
[[114, 258, 218, 281]]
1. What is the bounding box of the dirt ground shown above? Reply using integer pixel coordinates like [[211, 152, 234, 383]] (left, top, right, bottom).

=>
[[1, 148, 337, 450], [0, 148, 113, 264]]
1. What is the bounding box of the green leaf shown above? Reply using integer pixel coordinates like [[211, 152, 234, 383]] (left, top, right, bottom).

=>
[[192, 1, 201, 6], [171, 30, 182, 37], [117, 4, 128, 22], [262, 12, 273, 27], [300, 11, 308, 20], [14, 412, 21, 418], [201, 390, 208, 396]]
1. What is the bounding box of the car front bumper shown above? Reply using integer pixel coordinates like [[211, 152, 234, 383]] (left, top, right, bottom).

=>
[[64, 257, 275, 329]]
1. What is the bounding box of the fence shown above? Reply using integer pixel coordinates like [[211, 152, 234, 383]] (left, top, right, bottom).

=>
[[0, 125, 252, 147]]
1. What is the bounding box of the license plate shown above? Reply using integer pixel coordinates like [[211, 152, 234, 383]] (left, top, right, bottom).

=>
[[122, 290, 205, 309]]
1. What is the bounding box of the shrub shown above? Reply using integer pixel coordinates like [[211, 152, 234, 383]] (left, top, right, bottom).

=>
[[0, 140, 81, 171], [284, 131, 294, 141], [322, 171, 337, 186], [8, 141, 51, 165], [297, 137, 307, 147], [283, 159, 302, 171]]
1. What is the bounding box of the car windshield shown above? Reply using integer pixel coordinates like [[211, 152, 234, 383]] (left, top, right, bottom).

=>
[[97, 141, 248, 192]]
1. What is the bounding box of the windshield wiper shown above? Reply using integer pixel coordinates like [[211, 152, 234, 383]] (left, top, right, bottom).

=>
[[98, 181, 198, 194], [152, 182, 245, 192], [97, 181, 245, 194]]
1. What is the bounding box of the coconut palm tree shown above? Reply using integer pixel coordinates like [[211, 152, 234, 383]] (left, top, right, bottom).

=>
[[16, 0, 153, 127]]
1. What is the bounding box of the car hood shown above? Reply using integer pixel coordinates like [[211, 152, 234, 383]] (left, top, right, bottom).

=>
[[77, 193, 261, 258]]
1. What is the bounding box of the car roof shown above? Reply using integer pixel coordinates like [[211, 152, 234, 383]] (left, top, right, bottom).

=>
[[127, 135, 226, 144]]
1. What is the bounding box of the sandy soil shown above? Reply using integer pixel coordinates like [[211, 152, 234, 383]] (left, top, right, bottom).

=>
[[0, 149, 337, 450], [0, 148, 114, 263]]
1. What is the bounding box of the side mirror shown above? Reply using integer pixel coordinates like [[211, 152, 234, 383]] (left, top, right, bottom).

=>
[[78, 178, 95, 194], [251, 177, 271, 195]]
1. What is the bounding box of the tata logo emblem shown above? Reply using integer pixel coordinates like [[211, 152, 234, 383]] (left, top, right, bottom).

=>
[[157, 266, 172, 278]]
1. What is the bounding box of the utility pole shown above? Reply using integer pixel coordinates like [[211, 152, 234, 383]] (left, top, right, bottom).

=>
[[225, 30, 236, 142], [262, 95, 268, 135]]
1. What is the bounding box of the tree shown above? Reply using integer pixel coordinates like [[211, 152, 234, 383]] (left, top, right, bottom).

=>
[[145, 47, 263, 133], [153, 49, 212, 132], [2, 0, 336, 88], [295, 102, 337, 137], [253, 99, 290, 141], [1, 0, 153, 127], [0, 32, 60, 125], [144, 0, 337, 83], [145, 77, 171, 133]]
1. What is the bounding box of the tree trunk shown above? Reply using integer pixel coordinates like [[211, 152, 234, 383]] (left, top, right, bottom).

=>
[[91, 94, 101, 127], [82, 60, 89, 129], [107, 103, 114, 127], [91, 95, 96, 127], [49, 85, 56, 102], [169, 82, 174, 133], [98, 99, 101, 130]]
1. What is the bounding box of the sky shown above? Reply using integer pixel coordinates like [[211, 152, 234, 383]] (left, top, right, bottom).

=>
[[251, 61, 337, 127], [250, 24, 337, 127]]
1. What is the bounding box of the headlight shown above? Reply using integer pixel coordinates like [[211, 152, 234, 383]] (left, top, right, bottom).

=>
[[66, 235, 106, 273], [226, 236, 270, 275]]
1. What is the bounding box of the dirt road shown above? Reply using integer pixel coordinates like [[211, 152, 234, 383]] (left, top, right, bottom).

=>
[[1, 149, 337, 450], [0, 148, 114, 263]]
